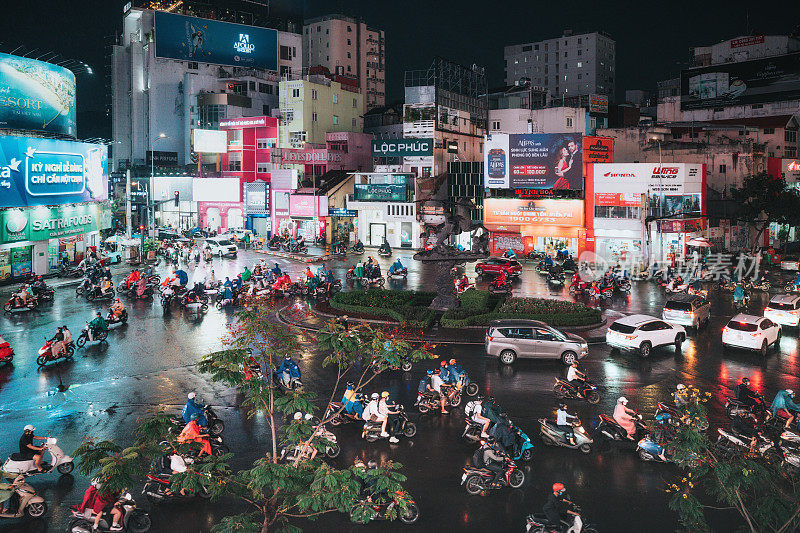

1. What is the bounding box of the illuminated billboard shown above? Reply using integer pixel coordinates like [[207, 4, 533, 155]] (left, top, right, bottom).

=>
[[154, 11, 278, 71], [484, 133, 583, 190], [192, 129, 227, 153], [0, 53, 76, 136], [0, 135, 108, 208]]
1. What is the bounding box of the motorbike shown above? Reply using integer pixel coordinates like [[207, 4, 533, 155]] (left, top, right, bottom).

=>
[[526, 503, 599, 533], [387, 267, 408, 279], [331, 243, 348, 256], [525, 250, 544, 260], [378, 245, 392, 257], [76, 323, 109, 348], [536, 261, 552, 275], [0, 476, 47, 519], [3, 436, 74, 475], [461, 456, 525, 494], [546, 270, 565, 286], [569, 280, 589, 295], [488, 280, 512, 294], [744, 276, 770, 292], [538, 417, 594, 454], [68, 493, 151, 533], [655, 401, 710, 431], [179, 293, 210, 313], [142, 459, 211, 504], [325, 400, 367, 427], [455, 280, 476, 294], [352, 243, 365, 255], [86, 286, 115, 302], [0, 341, 13, 366], [637, 437, 700, 468], [588, 284, 613, 301], [362, 406, 416, 442], [360, 276, 385, 288], [57, 265, 84, 278], [30, 283, 54, 302], [613, 276, 632, 293], [106, 309, 129, 326], [272, 371, 303, 391], [169, 405, 225, 437], [453, 374, 480, 397], [76, 278, 93, 297], [592, 413, 647, 442], [780, 442, 800, 475], [734, 293, 751, 311], [502, 250, 519, 260], [280, 426, 340, 460], [36, 338, 75, 366], [715, 427, 775, 458], [350, 494, 420, 525], [464, 422, 535, 462], [4, 295, 38, 314], [724, 396, 769, 421], [346, 265, 359, 280], [784, 281, 800, 294], [415, 389, 462, 413], [553, 377, 600, 404]]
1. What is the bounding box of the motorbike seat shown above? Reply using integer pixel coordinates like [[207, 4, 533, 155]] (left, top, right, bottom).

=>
[[9, 453, 28, 462]]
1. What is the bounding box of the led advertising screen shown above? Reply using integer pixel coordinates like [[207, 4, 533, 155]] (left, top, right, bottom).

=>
[[484, 133, 583, 190], [0, 53, 76, 136], [154, 11, 278, 71], [0, 135, 108, 208], [192, 129, 227, 153]]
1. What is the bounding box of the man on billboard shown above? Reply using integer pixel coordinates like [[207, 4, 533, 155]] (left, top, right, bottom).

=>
[[566, 139, 582, 189]]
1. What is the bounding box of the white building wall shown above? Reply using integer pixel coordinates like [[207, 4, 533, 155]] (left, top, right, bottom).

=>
[[489, 107, 587, 134]]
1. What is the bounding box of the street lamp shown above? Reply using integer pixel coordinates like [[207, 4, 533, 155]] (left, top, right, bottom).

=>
[[150, 133, 168, 236]]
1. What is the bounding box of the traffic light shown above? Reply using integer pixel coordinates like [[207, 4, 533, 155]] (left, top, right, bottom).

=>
[[139, 225, 144, 231], [174, 191, 180, 207]]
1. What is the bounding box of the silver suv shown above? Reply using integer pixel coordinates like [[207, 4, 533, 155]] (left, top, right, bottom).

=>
[[662, 293, 710, 330], [485, 319, 589, 365]]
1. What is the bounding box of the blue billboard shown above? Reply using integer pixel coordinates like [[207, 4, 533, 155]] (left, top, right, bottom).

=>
[[0, 53, 77, 137], [0, 136, 108, 208], [154, 11, 278, 71]]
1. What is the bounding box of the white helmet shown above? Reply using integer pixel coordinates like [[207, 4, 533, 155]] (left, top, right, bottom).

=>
[[187, 392, 196, 400], [618, 397, 628, 404], [371, 393, 379, 400], [676, 384, 685, 390], [787, 389, 795, 396], [23, 424, 35, 432], [293, 412, 303, 421]]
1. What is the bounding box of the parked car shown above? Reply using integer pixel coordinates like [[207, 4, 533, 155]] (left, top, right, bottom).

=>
[[722, 314, 781, 356], [485, 319, 588, 365], [781, 255, 800, 271], [475, 258, 523, 277], [157, 228, 188, 242], [224, 228, 252, 241], [764, 294, 800, 327], [662, 293, 710, 330], [606, 314, 686, 358], [183, 227, 207, 238], [204, 237, 238, 258]]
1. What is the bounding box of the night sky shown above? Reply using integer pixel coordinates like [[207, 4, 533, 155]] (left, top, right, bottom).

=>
[[1, 0, 799, 140]]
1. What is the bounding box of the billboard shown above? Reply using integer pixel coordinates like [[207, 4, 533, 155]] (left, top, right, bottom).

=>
[[354, 184, 407, 202], [680, 52, 800, 110], [592, 163, 703, 195], [192, 177, 240, 202], [154, 11, 278, 71], [484, 133, 583, 190], [589, 94, 609, 114], [280, 148, 342, 164], [0, 136, 107, 208], [483, 198, 584, 227], [0, 53, 76, 137], [583, 136, 614, 163], [289, 195, 327, 217], [0, 203, 109, 245], [371, 138, 434, 157], [192, 129, 227, 153]]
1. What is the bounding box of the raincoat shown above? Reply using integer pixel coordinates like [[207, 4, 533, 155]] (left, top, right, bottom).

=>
[[613, 402, 637, 438]]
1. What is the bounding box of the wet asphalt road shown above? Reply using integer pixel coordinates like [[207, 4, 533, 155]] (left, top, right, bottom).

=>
[[0, 246, 798, 533]]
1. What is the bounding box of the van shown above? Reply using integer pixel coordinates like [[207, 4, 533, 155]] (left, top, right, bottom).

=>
[[204, 237, 238, 258], [485, 319, 588, 365]]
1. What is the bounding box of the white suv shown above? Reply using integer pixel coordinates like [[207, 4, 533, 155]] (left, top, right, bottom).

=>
[[606, 314, 686, 358], [722, 313, 781, 356], [764, 294, 800, 327], [204, 237, 238, 258]]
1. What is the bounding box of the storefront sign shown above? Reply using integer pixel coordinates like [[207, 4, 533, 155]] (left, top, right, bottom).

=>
[[483, 199, 584, 227], [130, 177, 150, 204], [783, 159, 800, 183], [146, 151, 178, 166], [280, 148, 342, 164], [513, 189, 553, 198], [731, 35, 764, 48], [244, 181, 270, 214], [592, 163, 704, 195], [594, 192, 642, 207], [354, 184, 407, 202], [289, 195, 328, 217], [219, 116, 271, 128], [583, 136, 614, 163], [0, 203, 109, 244], [589, 94, 609, 114], [484, 133, 583, 190], [657, 218, 707, 233], [329, 208, 358, 217], [0, 135, 108, 208], [371, 138, 434, 158]]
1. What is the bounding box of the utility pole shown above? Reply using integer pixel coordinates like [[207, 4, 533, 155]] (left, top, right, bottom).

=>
[[125, 169, 132, 239]]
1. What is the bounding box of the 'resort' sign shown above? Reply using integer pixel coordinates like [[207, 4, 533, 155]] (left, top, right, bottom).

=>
[[371, 138, 433, 157]]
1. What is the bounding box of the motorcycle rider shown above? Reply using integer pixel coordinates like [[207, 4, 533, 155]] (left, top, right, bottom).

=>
[[110, 298, 125, 320], [466, 396, 491, 438], [652, 413, 673, 461], [556, 402, 578, 446], [341, 382, 364, 418], [388, 258, 404, 276], [355, 259, 364, 279], [733, 281, 747, 307], [429, 368, 450, 414], [457, 272, 471, 292], [363, 392, 388, 436], [124, 269, 141, 290], [18, 425, 46, 472], [480, 436, 507, 487], [543, 483, 580, 532], [87, 311, 108, 341], [63, 325, 72, 348], [98, 276, 113, 297], [378, 392, 400, 443], [613, 397, 637, 440], [734, 377, 762, 410], [673, 383, 689, 409], [771, 389, 800, 429], [50, 326, 66, 358], [271, 263, 282, 277], [370, 261, 382, 282], [566, 362, 586, 393], [182, 392, 207, 428], [178, 414, 211, 457], [275, 356, 301, 388], [492, 269, 509, 290], [241, 266, 252, 283]]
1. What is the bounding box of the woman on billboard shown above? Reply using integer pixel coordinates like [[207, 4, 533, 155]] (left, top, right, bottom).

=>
[[553, 145, 573, 189]]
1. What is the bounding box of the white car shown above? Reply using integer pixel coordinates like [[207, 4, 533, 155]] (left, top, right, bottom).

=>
[[781, 256, 800, 271], [204, 237, 238, 258], [764, 294, 800, 327], [722, 314, 781, 356], [605, 314, 686, 358]]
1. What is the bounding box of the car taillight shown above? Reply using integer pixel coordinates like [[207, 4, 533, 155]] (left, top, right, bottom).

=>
[[486, 335, 493, 342], [622, 334, 637, 340]]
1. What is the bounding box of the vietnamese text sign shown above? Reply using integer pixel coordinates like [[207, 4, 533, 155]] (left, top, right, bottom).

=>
[[0, 203, 108, 244], [0, 135, 108, 208], [583, 136, 614, 163], [0, 53, 76, 136], [371, 138, 433, 157], [483, 198, 584, 227], [281, 148, 342, 164], [484, 133, 583, 190], [354, 184, 407, 202]]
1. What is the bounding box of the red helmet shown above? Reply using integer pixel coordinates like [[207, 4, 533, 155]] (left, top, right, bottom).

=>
[[553, 483, 565, 493], [449, 359, 456, 365], [440, 360, 447, 367]]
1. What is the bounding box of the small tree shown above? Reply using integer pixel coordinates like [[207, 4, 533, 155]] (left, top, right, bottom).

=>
[[732, 173, 800, 252], [664, 386, 800, 532]]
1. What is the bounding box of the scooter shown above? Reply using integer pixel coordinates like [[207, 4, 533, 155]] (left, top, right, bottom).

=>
[[655, 401, 710, 431], [272, 371, 303, 391], [715, 427, 775, 458], [168, 406, 225, 437], [36, 339, 75, 366], [538, 418, 593, 454], [415, 389, 462, 413], [362, 406, 416, 442], [3, 436, 74, 475], [76, 278, 93, 297], [569, 279, 589, 295], [387, 267, 408, 279], [352, 243, 365, 255], [360, 276, 385, 288], [724, 396, 768, 421], [613, 277, 632, 293], [526, 503, 599, 533], [280, 426, 340, 460], [592, 413, 647, 442], [30, 284, 54, 302], [68, 493, 151, 533], [0, 476, 47, 518], [488, 280, 512, 294], [76, 324, 109, 348], [378, 246, 392, 258], [455, 280, 476, 294], [325, 401, 366, 427], [106, 309, 129, 326], [3, 296, 38, 314], [142, 458, 211, 504], [553, 377, 600, 404], [461, 455, 525, 494], [546, 271, 565, 286], [350, 494, 420, 524], [636, 437, 700, 468], [453, 374, 480, 397], [345, 265, 359, 280], [0, 340, 13, 365], [57, 265, 84, 278]]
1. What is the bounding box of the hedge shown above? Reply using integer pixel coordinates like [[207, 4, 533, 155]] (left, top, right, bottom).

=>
[[440, 295, 600, 328], [330, 290, 437, 329]]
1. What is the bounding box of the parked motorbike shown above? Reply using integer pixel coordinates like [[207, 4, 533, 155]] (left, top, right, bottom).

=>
[[415, 389, 461, 413], [538, 417, 593, 454], [68, 493, 151, 533], [3, 436, 74, 475], [745, 276, 770, 292], [378, 246, 392, 258], [352, 243, 365, 255], [553, 377, 600, 404], [76, 323, 109, 348], [36, 338, 75, 366], [461, 456, 525, 494], [362, 406, 416, 442], [0, 476, 47, 519]]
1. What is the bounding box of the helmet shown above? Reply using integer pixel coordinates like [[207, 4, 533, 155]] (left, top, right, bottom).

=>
[[486, 436, 496, 445], [655, 413, 671, 423], [381, 391, 389, 398], [618, 396, 628, 404], [742, 377, 750, 384], [293, 412, 303, 421], [553, 482, 565, 493], [371, 393, 379, 400], [426, 369, 433, 375], [787, 389, 795, 396], [304, 413, 313, 421], [367, 460, 378, 469], [190, 414, 199, 421], [188, 392, 196, 400], [23, 424, 34, 432], [676, 383, 685, 390], [346, 381, 354, 388], [449, 359, 456, 365], [558, 402, 567, 409], [440, 360, 447, 367], [115, 298, 120, 302]]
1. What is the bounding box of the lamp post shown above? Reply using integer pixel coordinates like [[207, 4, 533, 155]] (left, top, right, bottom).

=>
[[150, 133, 167, 236]]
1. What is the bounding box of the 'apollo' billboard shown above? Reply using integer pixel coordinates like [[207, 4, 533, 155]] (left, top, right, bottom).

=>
[[0, 53, 76, 136], [0, 135, 108, 208], [484, 133, 583, 190], [154, 11, 278, 71]]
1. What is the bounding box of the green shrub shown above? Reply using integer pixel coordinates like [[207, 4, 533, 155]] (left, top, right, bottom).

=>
[[330, 290, 436, 327], [441, 296, 600, 328], [459, 290, 490, 312]]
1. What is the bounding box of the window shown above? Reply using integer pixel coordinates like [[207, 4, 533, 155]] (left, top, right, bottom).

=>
[[279, 46, 292, 60], [352, 117, 357, 128], [578, 38, 582, 44], [347, 52, 351, 58], [347, 39, 351, 45], [764, 127, 775, 134], [577, 61, 582, 68], [347, 65, 351, 72], [577, 49, 582, 56], [283, 110, 294, 122], [312, 112, 318, 122], [535, 329, 557, 341], [262, 104, 270, 115], [534, 44, 539, 50], [333, 115, 339, 125], [188, 61, 198, 70], [256, 162, 271, 173], [522, 45, 532, 52], [289, 131, 306, 143], [719, 164, 727, 173], [227, 129, 242, 145], [564, 52, 568, 58], [291, 88, 300, 98], [752, 104, 763, 110], [492, 120, 500, 130], [227, 152, 242, 171], [256, 139, 270, 149], [499, 328, 533, 339], [258, 83, 267, 93], [353, 98, 358, 108], [593, 206, 641, 219], [566, 117, 573, 128], [333, 93, 338, 104], [347, 25, 352, 32], [312, 89, 317, 100], [786, 130, 797, 143]]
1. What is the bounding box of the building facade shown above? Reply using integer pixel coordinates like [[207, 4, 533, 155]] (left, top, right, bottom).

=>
[[504, 30, 616, 100], [303, 14, 386, 110]]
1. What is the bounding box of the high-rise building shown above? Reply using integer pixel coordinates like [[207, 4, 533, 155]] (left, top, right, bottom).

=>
[[303, 14, 386, 111], [133, 0, 303, 33], [504, 30, 616, 101]]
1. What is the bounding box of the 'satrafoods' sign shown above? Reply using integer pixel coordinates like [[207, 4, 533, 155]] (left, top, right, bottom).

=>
[[371, 138, 433, 157], [483, 199, 584, 227], [0, 203, 109, 244]]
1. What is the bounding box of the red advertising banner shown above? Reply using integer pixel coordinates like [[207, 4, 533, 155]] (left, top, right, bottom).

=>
[[583, 136, 615, 163], [657, 218, 707, 233], [731, 36, 764, 48], [484, 198, 584, 227], [594, 192, 641, 207]]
